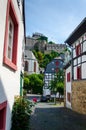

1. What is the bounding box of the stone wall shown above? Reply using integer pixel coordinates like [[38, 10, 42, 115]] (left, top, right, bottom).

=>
[[72, 80, 86, 114]]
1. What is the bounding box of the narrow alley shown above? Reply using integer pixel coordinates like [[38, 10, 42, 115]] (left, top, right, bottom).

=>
[[29, 102, 86, 130]]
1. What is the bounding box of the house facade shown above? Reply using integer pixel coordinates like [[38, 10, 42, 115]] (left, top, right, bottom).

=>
[[64, 61, 72, 109], [24, 50, 39, 74], [65, 18, 86, 114], [43, 57, 64, 96], [0, 0, 25, 129]]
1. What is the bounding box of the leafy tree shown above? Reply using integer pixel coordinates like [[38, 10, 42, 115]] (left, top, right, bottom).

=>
[[38, 74, 44, 80], [32, 77, 43, 94], [49, 69, 64, 104], [37, 35, 48, 42], [24, 74, 44, 94], [48, 41, 55, 44], [23, 77, 29, 91], [37, 51, 44, 61], [50, 50, 59, 59], [33, 50, 44, 67], [11, 96, 33, 130], [33, 47, 64, 68]]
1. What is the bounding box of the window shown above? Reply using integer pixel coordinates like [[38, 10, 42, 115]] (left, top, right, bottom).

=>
[[77, 66, 81, 80], [55, 68, 59, 73], [7, 16, 14, 60], [52, 68, 54, 71], [0, 101, 7, 130], [76, 44, 81, 56], [67, 93, 71, 102], [67, 72, 70, 82], [52, 61, 54, 64], [24, 61, 28, 71], [55, 61, 59, 66], [34, 62, 36, 72], [3, 0, 19, 71]]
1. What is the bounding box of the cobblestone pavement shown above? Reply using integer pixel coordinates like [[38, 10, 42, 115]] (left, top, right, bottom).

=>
[[29, 102, 86, 130]]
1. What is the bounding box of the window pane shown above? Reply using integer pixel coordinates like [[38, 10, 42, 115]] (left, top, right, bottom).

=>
[[7, 17, 14, 60]]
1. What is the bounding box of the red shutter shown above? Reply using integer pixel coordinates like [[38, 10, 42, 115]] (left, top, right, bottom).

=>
[[76, 46, 78, 56], [55, 68, 59, 73], [55, 61, 59, 66], [67, 72, 70, 82], [0, 101, 7, 130], [77, 66, 81, 80], [69, 72, 70, 81], [76, 44, 81, 56]]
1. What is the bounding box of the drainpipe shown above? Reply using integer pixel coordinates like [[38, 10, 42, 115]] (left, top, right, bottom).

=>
[[20, 71, 23, 96]]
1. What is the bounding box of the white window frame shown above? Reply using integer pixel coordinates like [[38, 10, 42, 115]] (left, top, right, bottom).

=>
[[7, 16, 14, 61]]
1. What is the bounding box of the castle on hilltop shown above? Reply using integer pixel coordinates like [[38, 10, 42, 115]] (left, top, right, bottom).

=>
[[26, 32, 66, 53]]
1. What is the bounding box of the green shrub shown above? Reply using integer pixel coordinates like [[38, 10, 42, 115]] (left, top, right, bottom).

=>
[[23, 89, 27, 97], [10, 96, 33, 130]]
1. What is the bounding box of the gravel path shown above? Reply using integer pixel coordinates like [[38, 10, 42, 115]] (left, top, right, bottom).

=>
[[29, 102, 86, 130]]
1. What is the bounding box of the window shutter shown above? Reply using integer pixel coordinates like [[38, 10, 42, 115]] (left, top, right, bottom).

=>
[[67, 72, 70, 82], [77, 66, 81, 80]]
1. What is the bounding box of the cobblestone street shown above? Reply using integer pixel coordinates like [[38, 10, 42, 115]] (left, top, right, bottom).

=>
[[29, 102, 86, 130]]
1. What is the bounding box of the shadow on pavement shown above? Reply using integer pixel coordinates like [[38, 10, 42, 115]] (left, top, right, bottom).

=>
[[30, 105, 86, 130]]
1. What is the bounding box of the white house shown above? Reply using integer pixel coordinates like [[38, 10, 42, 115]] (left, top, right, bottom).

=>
[[64, 61, 72, 109], [0, 0, 25, 129], [24, 50, 39, 74], [65, 18, 86, 114]]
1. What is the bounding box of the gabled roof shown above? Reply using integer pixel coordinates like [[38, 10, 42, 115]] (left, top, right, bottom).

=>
[[64, 60, 71, 69], [25, 50, 37, 60], [65, 17, 86, 45]]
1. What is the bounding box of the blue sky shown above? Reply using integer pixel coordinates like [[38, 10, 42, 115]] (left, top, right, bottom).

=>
[[25, 0, 86, 44]]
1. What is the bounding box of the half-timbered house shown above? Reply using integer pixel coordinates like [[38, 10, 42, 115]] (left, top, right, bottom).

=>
[[65, 18, 86, 114]]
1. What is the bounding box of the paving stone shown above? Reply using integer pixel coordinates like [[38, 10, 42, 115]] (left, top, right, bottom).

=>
[[29, 102, 86, 130]]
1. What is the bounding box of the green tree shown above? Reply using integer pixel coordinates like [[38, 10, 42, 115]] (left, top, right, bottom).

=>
[[50, 50, 59, 59], [56, 69, 64, 96], [49, 69, 64, 104], [33, 47, 62, 68], [33, 50, 44, 67], [48, 41, 55, 44], [37, 51, 44, 61], [37, 35, 48, 42], [11, 96, 33, 130], [23, 77, 29, 91], [28, 74, 44, 94]]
